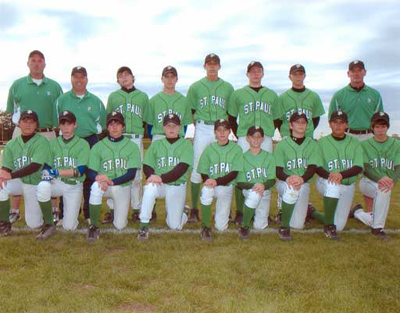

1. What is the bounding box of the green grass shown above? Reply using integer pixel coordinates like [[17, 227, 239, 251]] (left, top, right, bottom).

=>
[[1, 181, 400, 313]]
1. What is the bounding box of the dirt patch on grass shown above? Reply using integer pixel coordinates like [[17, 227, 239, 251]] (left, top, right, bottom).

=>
[[118, 302, 156, 312]]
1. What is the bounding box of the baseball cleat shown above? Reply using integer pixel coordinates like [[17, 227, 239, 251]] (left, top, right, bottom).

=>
[[201, 226, 213, 242], [238, 227, 250, 240], [56, 219, 63, 227], [0, 221, 12, 236], [234, 212, 243, 226], [349, 203, 363, 218], [87, 225, 100, 243], [371, 228, 389, 241], [36, 223, 57, 240], [188, 208, 200, 223], [102, 212, 114, 224], [278, 227, 292, 241], [9, 212, 21, 224], [137, 227, 149, 241], [52, 209, 60, 224], [324, 225, 340, 241], [131, 211, 140, 223]]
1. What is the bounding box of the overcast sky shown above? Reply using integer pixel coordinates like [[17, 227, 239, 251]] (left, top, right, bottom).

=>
[[1, 0, 399, 138]]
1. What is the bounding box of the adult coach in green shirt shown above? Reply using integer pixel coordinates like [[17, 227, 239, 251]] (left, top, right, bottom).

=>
[[54, 66, 106, 222], [276, 64, 325, 138], [6, 50, 63, 224], [329, 60, 383, 141]]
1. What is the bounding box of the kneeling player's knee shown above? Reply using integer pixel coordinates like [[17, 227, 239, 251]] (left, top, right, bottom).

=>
[[89, 183, 103, 205], [244, 190, 261, 209], [143, 183, 159, 197], [325, 182, 341, 198], [0, 188, 10, 201], [36, 181, 51, 202], [190, 171, 202, 184], [282, 188, 299, 204], [200, 187, 214, 205]]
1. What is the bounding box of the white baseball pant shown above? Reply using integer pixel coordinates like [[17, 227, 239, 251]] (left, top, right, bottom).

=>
[[90, 182, 131, 230], [140, 183, 188, 230], [316, 177, 355, 231], [242, 189, 272, 229], [276, 180, 310, 229], [37, 179, 83, 230], [200, 185, 234, 231], [237, 136, 273, 153], [356, 177, 391, 229], [0, 179, 43, 228], [190, 123, 216, 184]]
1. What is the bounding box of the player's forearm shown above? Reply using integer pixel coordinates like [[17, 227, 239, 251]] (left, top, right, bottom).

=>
[[228, 114, 238, 137], [10, 163, 42, 179], [236, 182, 254, 190], [59, 166, 86, 178], [274, 119, 282, 131], [276, 167, 289, 181], [143, 164, 155, 179], [316, 167, 330, 179], [264, 179, 275, 190], [215, 171, 238, 186], [201, 174, 209, 182], [301, 165, 317, 183], [160, 163, 189, 184], [87, 168, 98, 181], [112, 168, 137, 186], [363, 163, 383, 182], [340, 166, 363, 179]]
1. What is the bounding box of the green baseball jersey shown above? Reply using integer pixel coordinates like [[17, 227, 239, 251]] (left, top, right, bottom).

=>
[[2, 133, 50, 185], [143, 137, 193, 185], [274, 137, 320, 179], [89, 137, 141, 187], [187, 77, 234, 122], [317, 135, 363, 185], [54, 90, 106, 138], [49, 136, 90, 184], [228, 86, 281, 137], [237, 150, 276, 184], [329, 84, 383, 130], [7, 75, 63, 128], [197, 141, 243, 184], [106, 89, 149, 135], [361, 137, 400, 181], [145, 91, 192, 136], [277, 88, 325, 138]]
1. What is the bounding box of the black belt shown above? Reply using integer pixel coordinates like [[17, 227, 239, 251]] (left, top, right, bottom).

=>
[[37, 127, 54, 132], [347, 129, 372, 135]]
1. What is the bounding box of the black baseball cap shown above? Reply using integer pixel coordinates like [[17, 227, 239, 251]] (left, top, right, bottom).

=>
[[289, 112, 308, 123], [71, 66, 87, 76], [247, 61, 264, 72], [163, 113, 181, 126], [348, 60, 365, 70], [117, 66, 133, 77], [330, 110, 348, 123], [214, 119, 231, 130], [20, 110, 39, 123], [204, 53, 220, 65], [162, 66, 178, 77], [290, 64, 306, 74], [59, 110, 76, 123], [371, 112, 390, 127], [247, 125, 264, 137], [106, 111, 125, 126]]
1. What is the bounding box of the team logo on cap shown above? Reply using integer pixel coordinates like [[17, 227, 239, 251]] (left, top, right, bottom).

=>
[[210, 53, 215, 57], [169, 114, 174, 119], [337, 110, 343, 116], [111, 111, 118, 116], [255, 126, 260, 129], [167, 66, 172, 70], [353, 60, 359, 64], [219, 119, 224, 122], [379, 112, 386, 117], [250, 61, 255, 66], [27, 110, 33, 114], [62, 111, 69, 116], [296, 64, 301, 68], [76, 66, 83, 70]]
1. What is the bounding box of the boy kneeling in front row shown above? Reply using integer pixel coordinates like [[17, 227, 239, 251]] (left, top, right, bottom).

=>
[[137, 114, 193, 241]]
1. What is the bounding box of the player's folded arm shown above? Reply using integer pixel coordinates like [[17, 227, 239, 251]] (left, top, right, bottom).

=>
[[340, 166, 362, 179], [316, 167, 329, 179], [301, 165, 317, 183], [143, 164, 155, 179], [363, 163, 383, 182], [10, 163, 42, 179], [160, 163, 189, 184], [215, 171, 238, 186], [112, 168, 137, 186], [276, 167, 290, 181]]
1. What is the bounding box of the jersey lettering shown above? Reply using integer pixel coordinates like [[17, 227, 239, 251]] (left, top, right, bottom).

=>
[[115, 103, 143, 118], [157, 110, 182, 124], [369, 158, 395, 171], [327, 159, 353, 171], [285, 108, 312, 121], [286, 158, 307, 170], [199, 96, 226, 109], [102, 158, 128, 171], [245, 167, 268, 182], [14, 156, 32, 169], [243, 101, 271, 115], [54, 157, 78, 168], [157, 156, 180, 169], [209, 162, 231, 175]]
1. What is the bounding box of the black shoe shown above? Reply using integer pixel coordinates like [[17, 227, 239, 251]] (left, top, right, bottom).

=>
[[102, 212, 113, 224], [0, 221, 12, 236], [238, 227, 250, 240], [234, 212, 243, 226], [371, 228, 389, 240], [150, 212, 157, 224], [36, 223, 56, 240], [349, 203, 363, 218], [137, 227, 149, 241], [87, 225, 100, 243], [324, 225, 340, 241], [278, 227, 292, 241], [9, 212, 21, 224], [201, 226, 212, 242], [188, 208, 200, 223], [305, 204, 316, 226], [132, 211, 140, 223]]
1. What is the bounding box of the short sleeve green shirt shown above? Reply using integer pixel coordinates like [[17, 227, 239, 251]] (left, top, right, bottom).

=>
[[197, 141, 243, 184], [106, 89, 149, 135], [277, 88, 325, 138], [143, 137, 193, 185], [7, 75, 63, 128], [237, 149, 276, 184], [88, 137, 141, 187], [187, 77, 234, 123], [2, 133, 50, 185], [145, 91, 192, 136], [228, 86, 280, 137]]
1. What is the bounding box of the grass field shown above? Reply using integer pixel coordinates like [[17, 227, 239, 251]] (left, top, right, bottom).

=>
[[1, 180, 400, 313]]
